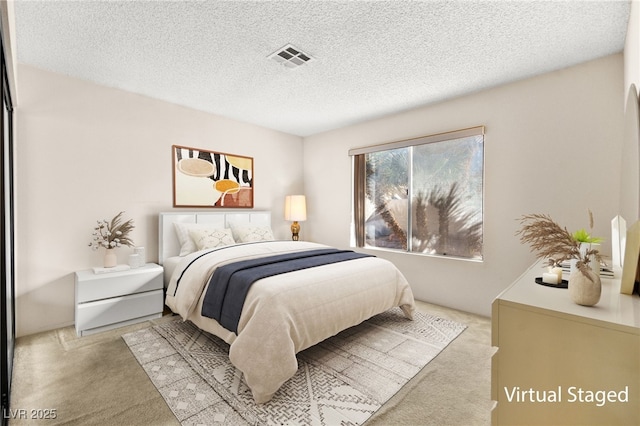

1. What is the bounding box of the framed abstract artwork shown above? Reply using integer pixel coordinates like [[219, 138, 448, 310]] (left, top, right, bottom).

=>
[[172, 145, 254, 208]]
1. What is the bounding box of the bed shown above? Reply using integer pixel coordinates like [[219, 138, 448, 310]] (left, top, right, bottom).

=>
[[159, 211, 415, 403]]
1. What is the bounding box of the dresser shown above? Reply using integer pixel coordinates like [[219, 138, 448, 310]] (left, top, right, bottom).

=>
[[491, 262, 640, 425], [75, 263, 164, 336]]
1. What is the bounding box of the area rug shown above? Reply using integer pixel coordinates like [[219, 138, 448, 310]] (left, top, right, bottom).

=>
[[123, 308, 466, 425]]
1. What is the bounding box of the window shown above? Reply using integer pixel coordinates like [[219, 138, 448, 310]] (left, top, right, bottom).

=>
[[351, 127, 484, 260]]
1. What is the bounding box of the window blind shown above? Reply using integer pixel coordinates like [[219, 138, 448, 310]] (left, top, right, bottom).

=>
[[348, 126, 484, 156]]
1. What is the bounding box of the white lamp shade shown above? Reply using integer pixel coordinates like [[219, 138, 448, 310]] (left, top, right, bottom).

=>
[[284, 195, 307, 221]]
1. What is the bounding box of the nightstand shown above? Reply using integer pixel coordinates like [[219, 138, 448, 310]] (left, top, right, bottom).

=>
[[75, 263, 164, 336]]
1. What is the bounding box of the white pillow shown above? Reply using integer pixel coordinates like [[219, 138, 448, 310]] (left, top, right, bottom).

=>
[[174, 222, 226, 256], [232, 225, 275, 243], [189, 227, 236, 250]]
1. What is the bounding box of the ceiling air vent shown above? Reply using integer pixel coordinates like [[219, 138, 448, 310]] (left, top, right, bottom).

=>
[[268, 44, 314, 69]]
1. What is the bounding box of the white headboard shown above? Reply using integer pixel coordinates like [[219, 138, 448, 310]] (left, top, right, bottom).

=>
[[158, 211, 271, 265]]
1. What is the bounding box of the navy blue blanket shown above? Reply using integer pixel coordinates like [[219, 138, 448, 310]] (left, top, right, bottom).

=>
[[201, 249, 372, 333]]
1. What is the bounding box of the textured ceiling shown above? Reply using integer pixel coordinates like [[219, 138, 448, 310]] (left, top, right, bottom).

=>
[[14, 1, 631, 136]]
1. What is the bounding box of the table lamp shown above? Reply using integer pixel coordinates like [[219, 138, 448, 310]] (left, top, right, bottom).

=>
[[284, 195, 307, 241]]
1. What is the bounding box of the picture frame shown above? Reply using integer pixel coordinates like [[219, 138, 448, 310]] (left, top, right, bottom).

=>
[[611, 215, 626, 271], [621, 220, 640, 295], [172, 145, 253, 208]]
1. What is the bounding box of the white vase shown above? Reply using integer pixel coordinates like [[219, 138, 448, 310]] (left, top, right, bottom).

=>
[[103, 248, 117, 268], [568, 265, 601, 306], [569, 243, 601, 277]]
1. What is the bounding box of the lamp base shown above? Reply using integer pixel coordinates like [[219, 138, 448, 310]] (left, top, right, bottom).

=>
[[291, 221, 300, 241]]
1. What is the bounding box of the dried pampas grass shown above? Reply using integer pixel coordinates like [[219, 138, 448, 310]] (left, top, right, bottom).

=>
[[516, 213, 602, 281]]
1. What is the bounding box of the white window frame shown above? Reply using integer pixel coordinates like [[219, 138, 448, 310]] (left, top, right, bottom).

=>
[[350, 126, 485, 260]]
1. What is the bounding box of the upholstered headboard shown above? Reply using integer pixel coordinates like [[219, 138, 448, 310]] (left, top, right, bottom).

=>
[[158, 211, 271, 265]]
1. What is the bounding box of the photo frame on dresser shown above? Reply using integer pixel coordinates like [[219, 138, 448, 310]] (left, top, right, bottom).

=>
[[619, 84, 640, 296], [172, 145, 254, 208], [621, 220, 640, 295], [620, 84, 640, 224], [611, 215, 626, 270]]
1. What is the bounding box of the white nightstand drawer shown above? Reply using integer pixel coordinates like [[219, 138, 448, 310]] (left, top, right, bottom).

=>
[[75, 264, 163, 303], [76, 289, 163, 332]]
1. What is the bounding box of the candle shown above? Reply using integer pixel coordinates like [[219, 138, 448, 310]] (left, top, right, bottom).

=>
[[542, 272, 559, 284], [134, 247, 146, 265], [551, 267, 563, 283], [129, 253, 140, 268]]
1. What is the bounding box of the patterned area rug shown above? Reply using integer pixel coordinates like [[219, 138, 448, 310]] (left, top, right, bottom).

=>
[[123, 308, 466, 425]]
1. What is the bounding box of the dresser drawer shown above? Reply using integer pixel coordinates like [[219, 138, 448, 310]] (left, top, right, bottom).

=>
[[491, 349, 499, 401], [75, 264, 163, 303], [76, 289, 163, 332]]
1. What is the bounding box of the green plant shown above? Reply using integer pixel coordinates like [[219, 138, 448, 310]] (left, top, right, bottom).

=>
[[572, 228, 603, 244], [571, 210, 603, 244]]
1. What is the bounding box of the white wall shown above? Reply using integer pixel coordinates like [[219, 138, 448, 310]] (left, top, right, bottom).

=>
[[625, 0, 640, 93], [620, 1, 640, 226], [303, 54, 625, 318], [15, 65, 304, 337], [14, 53, 630, 334]]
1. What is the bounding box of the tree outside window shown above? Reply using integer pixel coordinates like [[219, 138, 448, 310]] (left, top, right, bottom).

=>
[[354, 129, 483, 260]]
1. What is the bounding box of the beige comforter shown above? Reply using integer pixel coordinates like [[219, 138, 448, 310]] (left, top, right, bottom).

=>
[[165, 241, 415, 403]]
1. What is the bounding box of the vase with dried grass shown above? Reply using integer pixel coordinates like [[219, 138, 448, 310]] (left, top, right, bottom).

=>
[[516, 211, 603, 306], [88, 211, 135, 268]]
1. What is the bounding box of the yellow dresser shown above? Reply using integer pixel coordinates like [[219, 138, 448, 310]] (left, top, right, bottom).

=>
[[491, 262, 639, 425]]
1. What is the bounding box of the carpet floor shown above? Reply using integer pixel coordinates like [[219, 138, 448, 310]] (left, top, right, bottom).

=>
[[122, 308, 466, 425], [9, 300, 493, 425]]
